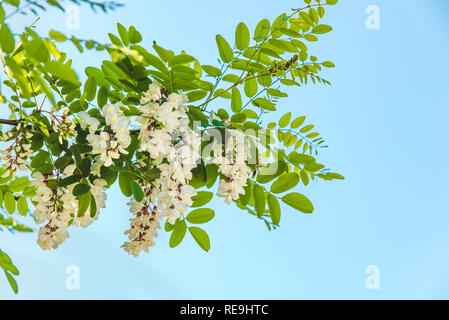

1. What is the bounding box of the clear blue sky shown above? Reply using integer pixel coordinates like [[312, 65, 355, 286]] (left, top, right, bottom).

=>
[[1, 0, 449, 299]]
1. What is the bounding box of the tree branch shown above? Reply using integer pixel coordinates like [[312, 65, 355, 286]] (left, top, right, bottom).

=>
[[0, 119, 19, 126]]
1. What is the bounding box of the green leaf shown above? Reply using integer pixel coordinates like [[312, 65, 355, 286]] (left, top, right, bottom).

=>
[[253, 184, 265, 218], [4, 0, 19, 7], [202, 65, 221, 77], [8, 177, 30, 192], [206, 164, 218, 188], [231, 87, 242, 112], [300, 12, 314, 26], [131, 45, 168, 73], [0, 189, 3, 207], [327, 173, 345, 180], [257, 161, 287, 184], [217, 108, 229, 120], [5, 57, 31, 97], [30, 151, 50, 169], [300, 124, 314, 133], [191, 191, 213, 208], [187, 90, 207, 102], [73, 183, 91, 197], [0, 23, 15, 54], [169, 219, 187, 248], [44, 61, 79, 85], [304, 34, 318, 42], [5, 271, 18, 294], [216, 34, 234, 63], [90, 194, 97, 218], [84, 77, 97, 101], [49, 29, 67, 42], [312, 24, 333, 34], [17, 197, 28, 216], [279, 112, 291, 128], [128, 26, 142, 44], [300, 170, 309, 186], [230, 112, 246, 123], [280, 27, 302, 38], [253, 98, 275, 111], [164, 220, 175, 232], [235, 22, 250, 50], [117, 23, 129, 46], [119, 172, 133, 197], [242, 109, 258, 119], [318, 6, 325, 18], [59, 174, 82, 187], [189, 227, 210, 252], [222, 74, 240, 83], [131, 181, 144, 202], [153, 43, 174, 63], [108, 33, 122, 46], [270, 172, 299, 194], [77, 192, 91, 217], [304, 162, 325, 172], [254, 19, 270, 42], [169, 54, 195, 66], [267, 194, 281, 225], [186, 208, 215, 224], [282, 192, 314, 213], [288, 152, 316, 164], [271, 13, 288, 38], [97, 86, 108, 107], [291, 116, 306, 129], [244, 78, 258, 98], [24, 38, 49, 63], [54, 155, 71, 170], [22, 186, 36, 198], [322, 61, 335, 68]]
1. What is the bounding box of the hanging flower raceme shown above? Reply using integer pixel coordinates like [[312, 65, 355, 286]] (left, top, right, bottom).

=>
[[120, 83, 202, 256], [135, 83, 200, 223], [79, 103, 132, 170], [0, 123, 33, 178], [212, 130, 253, 205], [0, 5, 342, 282], [33, 164, 107, 250], [212, 130, 269, 205], [123, 180, 161, 257], [52, 110, 77, 144]]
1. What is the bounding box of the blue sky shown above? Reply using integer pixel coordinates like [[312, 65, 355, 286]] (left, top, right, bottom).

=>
[[1, 0, 449, 299]]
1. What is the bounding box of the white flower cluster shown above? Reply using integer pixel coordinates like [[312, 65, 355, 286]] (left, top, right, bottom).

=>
[[0, 124, 33, 178], [123, 183, 161, 257], [122, 83, 200, 256], [137, 83, 200, 224], [213, 130, 269, 205], [52, 110, 77, 144], [213, 130, 252, 205], [79, 104, 131, 170], [34, 164, 107, 250]]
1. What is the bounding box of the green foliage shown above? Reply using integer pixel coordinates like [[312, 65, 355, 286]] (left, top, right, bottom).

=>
[[191, 192, 213, 208], [189, 227, 210, 252], [282, 192, 314, 213], [186, 208, 215, 224], [0, 171, 33, 294], [0, 0, 344, 293], [0, 250, 19, 294]]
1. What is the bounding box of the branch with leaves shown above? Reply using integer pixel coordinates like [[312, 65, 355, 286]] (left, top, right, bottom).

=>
[[0, 0, 343, 294]]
